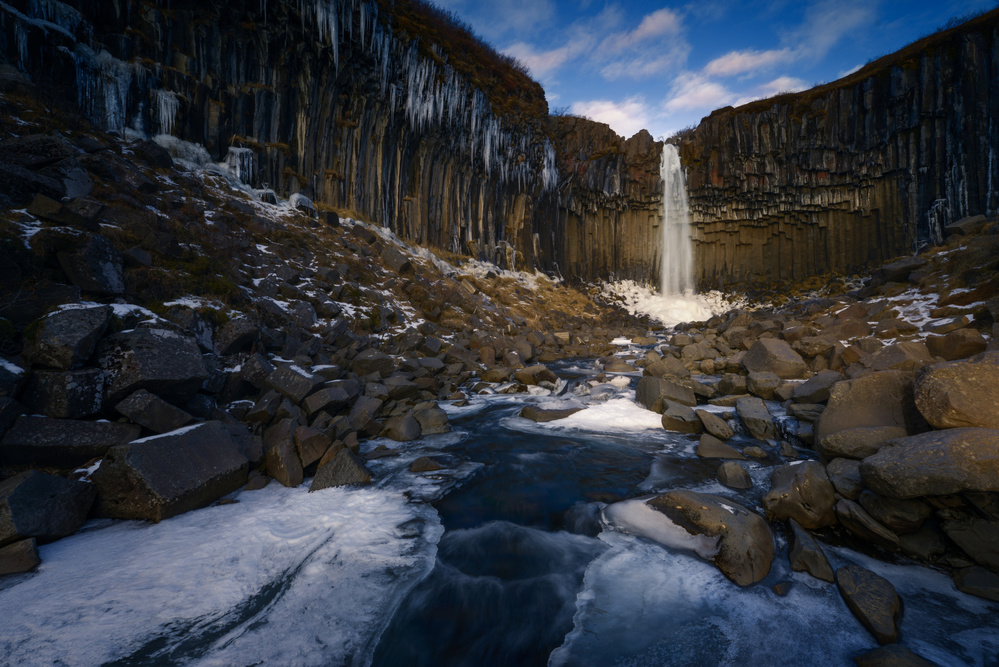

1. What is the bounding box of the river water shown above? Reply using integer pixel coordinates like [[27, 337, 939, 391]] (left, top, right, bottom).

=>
[[0, 348, 996, 666]]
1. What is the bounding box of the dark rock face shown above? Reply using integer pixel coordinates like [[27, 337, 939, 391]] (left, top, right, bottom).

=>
[[56, 234, 125, 295], [0, 470, 96, 546], [21, 305, 112, 370], [22, 369, 105, 419], [761, 461, 837, 530], [788, 518, 834, 583], [91, 421, 249, 521], [836, 565, 901, 645], [0, 416, 141, 466], [115, 389, 194, 434], [816, 371, 926, 444], [98, 328, 208, 404], [742, 339, 806, 379]]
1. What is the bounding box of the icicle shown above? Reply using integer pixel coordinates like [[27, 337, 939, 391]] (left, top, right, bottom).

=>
[[155, 89, 179, 135], [224, 147, 255, 185]]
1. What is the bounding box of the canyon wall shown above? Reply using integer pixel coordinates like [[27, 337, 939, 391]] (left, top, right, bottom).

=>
[[681, 11, 999, 287]]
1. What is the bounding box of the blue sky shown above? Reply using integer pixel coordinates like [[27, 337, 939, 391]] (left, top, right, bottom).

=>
[[432, 0, 995, 139]]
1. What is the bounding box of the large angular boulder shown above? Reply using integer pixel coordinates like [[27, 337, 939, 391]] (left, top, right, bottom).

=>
[[835, 499, 900, 551], [22, 369, 104, 419], [414, 405, 450, 434], [697, 434, 746, 460], [696, 409, 735, 440], [761, 461, 837, 529], [788, 518, 834, 582], [792, 370, 842, 404], [0, 416, 140, 466], [660, 400, 702, 433], [309, 449, 372, 491], [717, 461, 752, 489], [645, 490, 774, 586], [263, 419, 303, 488], [213, 318, 259, 356], [742, 339, 807, 379], [98, 329, 208, 404], [941, 517, 999, 571], [817, 426, 908, 461], [925, 328, 988, 361], [636, 375, 696, 411], [56, 234, 124, 295], [302, 385, 351, 416], [351, 349, 397, 377], [0, 470, 96, 546], [857, 491, 931, 535], [736, 396, 775, 441], [91, 421, 249, 521], [21, 305, 112, 370], [746, 372, 781, 400], [0, 538, 41, 575], [114, 389, 193, 434], [644, 356, 690, 379], [264, 364, 324, 403], [913, 352, 999, 430], [836, 565, 901, 645], [859, 428, 999, 499], [815, 371, 927, 444]]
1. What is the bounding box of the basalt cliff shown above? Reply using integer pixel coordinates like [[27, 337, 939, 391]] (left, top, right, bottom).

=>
[[0, 0, 997, 287]]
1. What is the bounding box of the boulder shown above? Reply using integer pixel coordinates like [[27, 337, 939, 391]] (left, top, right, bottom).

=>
[[0, 470, 95, 546], [736, 396, 775, 441], [56, 234, 124, 295], [792, 370, 842, 404], [351, 349, 397, 377], [92, 422, 249, 521], [925, 329, 987, 361], [21, 305, 112, 370], [827, 458, 863, 500], [865, 342, 932, 372], [696, 409, 735, 440], [302, 386, 351, 416], [717, 374, 747, 396], [264, 364, 324, 403], [644, 356, 690, 379], [380, 246, 413, 274], [384, 375, 419, 400], [818, 426, 908, 461], [913, 353, 999, 429], [761, 461, 837, 529], [746, 372, 781, 400], [697, 434, 746, 460], [835, 499, 900, 551], [22, 369, 104, 419], [815, 371, 926, 444], [953, 566, 999, 602], [742, 339, 807, 379], [870, 256, 926, 286], [660, 401, 702, 434], [0, 416, 140, 466], [414, 406, 450, 434], [836, 565, 901, 645], [98, 329, 208, 404], [309, 449, 371, 490], [410, 456, 445, 472], [519, 405, 583, 422], [853, 645, 937, 667], [263, 419, 303, 488], [213, 318, 259, 356], [383, 414, 421, 441], [857, 491, 931, 534], [635, 375, 696, 411], [514, 364, 558, 386], [941, 517, 999, 571], [644, 490, 774, 586], [115, 389, 193, 434], [860, 428, 999, 499], [0, 538, 40, 575], [788, 518, 834, 582], [717, 461, 752, 489], [293, 426, 330, 468]]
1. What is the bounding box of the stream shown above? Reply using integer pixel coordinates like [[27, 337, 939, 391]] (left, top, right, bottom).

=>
[[0, 348, 997, 666]]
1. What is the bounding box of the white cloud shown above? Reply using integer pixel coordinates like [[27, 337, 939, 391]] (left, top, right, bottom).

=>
[[664, 74, 734, 112], [598, 7, 690, 80], [786, 0, 876, 61], [732, 75, 808, 106], [505, 41, 585, 79], [704, 48, 792, 77], [570, 97, 654, 139], [838, 63, 863, 78]]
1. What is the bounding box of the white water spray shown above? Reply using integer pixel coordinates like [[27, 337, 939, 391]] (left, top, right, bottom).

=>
[[660, 144, 694, 296]]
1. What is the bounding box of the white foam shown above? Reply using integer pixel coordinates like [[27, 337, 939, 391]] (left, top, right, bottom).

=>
[[0, 484, 442, 666], [602, 280, 738, 328]]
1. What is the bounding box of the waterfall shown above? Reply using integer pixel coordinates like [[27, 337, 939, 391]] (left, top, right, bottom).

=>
[[660, 144, 694, 295]]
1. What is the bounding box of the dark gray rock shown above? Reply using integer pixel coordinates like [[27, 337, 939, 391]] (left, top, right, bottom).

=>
[[870, 256, 927, 287], [0, 398, 23, 439], [56, 234, 124, 295], [213, 318, 259, 356], [294, 425, 330, 468], [788, 518, 834, 582], [513, 364, 558, 386], [857, 491, 931, 534], [0, 470, 95, 546], [163, 306, 214, 352], [115, 389, 194, 434], [98, 328, 208, 404], [383, 414, 421, 441], [309, 449, 371, 490], [717, 373, 748, 396], [0, 538, 40, 575], [696, 409, 735, 440], [853, 644, 937, 667], [264, 364, 324, 403], [302, 386, 351, 416], [860, 428, 999, 499], [0, 416, 140, 466], [836, 565, 901, 645], [644, 356, 690, 379], [92, 421, 248, 521], [736, 396, 775, 441], [414, 405, 450, 434], [519, 405, 583, 422], [22, 369, 104, 419], [263, 419, 303, 488], [239, 353, 276, 389], [717, 461, 752, 489], [22, 305, 112, 370], [762, 461, 837, 530], [697, 433, 746, 460], [836, 499, 901, 551], [746, 371, 781, 400], [827, 457, 863, 500], [941, 517, 999, 571], [953, 566, 999, 603], [351, 349, 397, 377], [381, 246, 413, 274], [410, 456, 445, 472], [384, 375, 419, 400]]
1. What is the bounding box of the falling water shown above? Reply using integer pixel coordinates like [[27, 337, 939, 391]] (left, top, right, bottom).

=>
[[660, 144, 694, 296]]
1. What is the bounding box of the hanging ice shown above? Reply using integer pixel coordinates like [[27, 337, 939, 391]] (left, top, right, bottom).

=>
[[224, 147, 255, 185], [660, 144, 694, 296], [155, 89, 179, 135]]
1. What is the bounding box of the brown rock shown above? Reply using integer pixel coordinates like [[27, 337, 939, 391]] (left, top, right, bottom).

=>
[[925, 329, 988, 361], [788, 518, 834, 582], [736, 396, 775, 441], [519, 405, 583, 422], [661, 401, 702, 433], [852, 644, 937, 667], [815, 370, 927, 443], [717, 461, 752, 489], [309, 449, 371, 490], [696, 409, 735, 439], [746, 371, 781, 400], [827, 458, 863, 500], [818, 426, 909, 461], [742, 339, 807, 379], [762, 461, 837, 529], [636, 375, 697, 411], [836, 565, 901, 645], [857, 491, 931, 534], [836, 499, 901, 551], [913, 352, 999, 429], [697, 434, 746, 460], [409, 456, 445, 472], [0, 538, 40, 575]]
